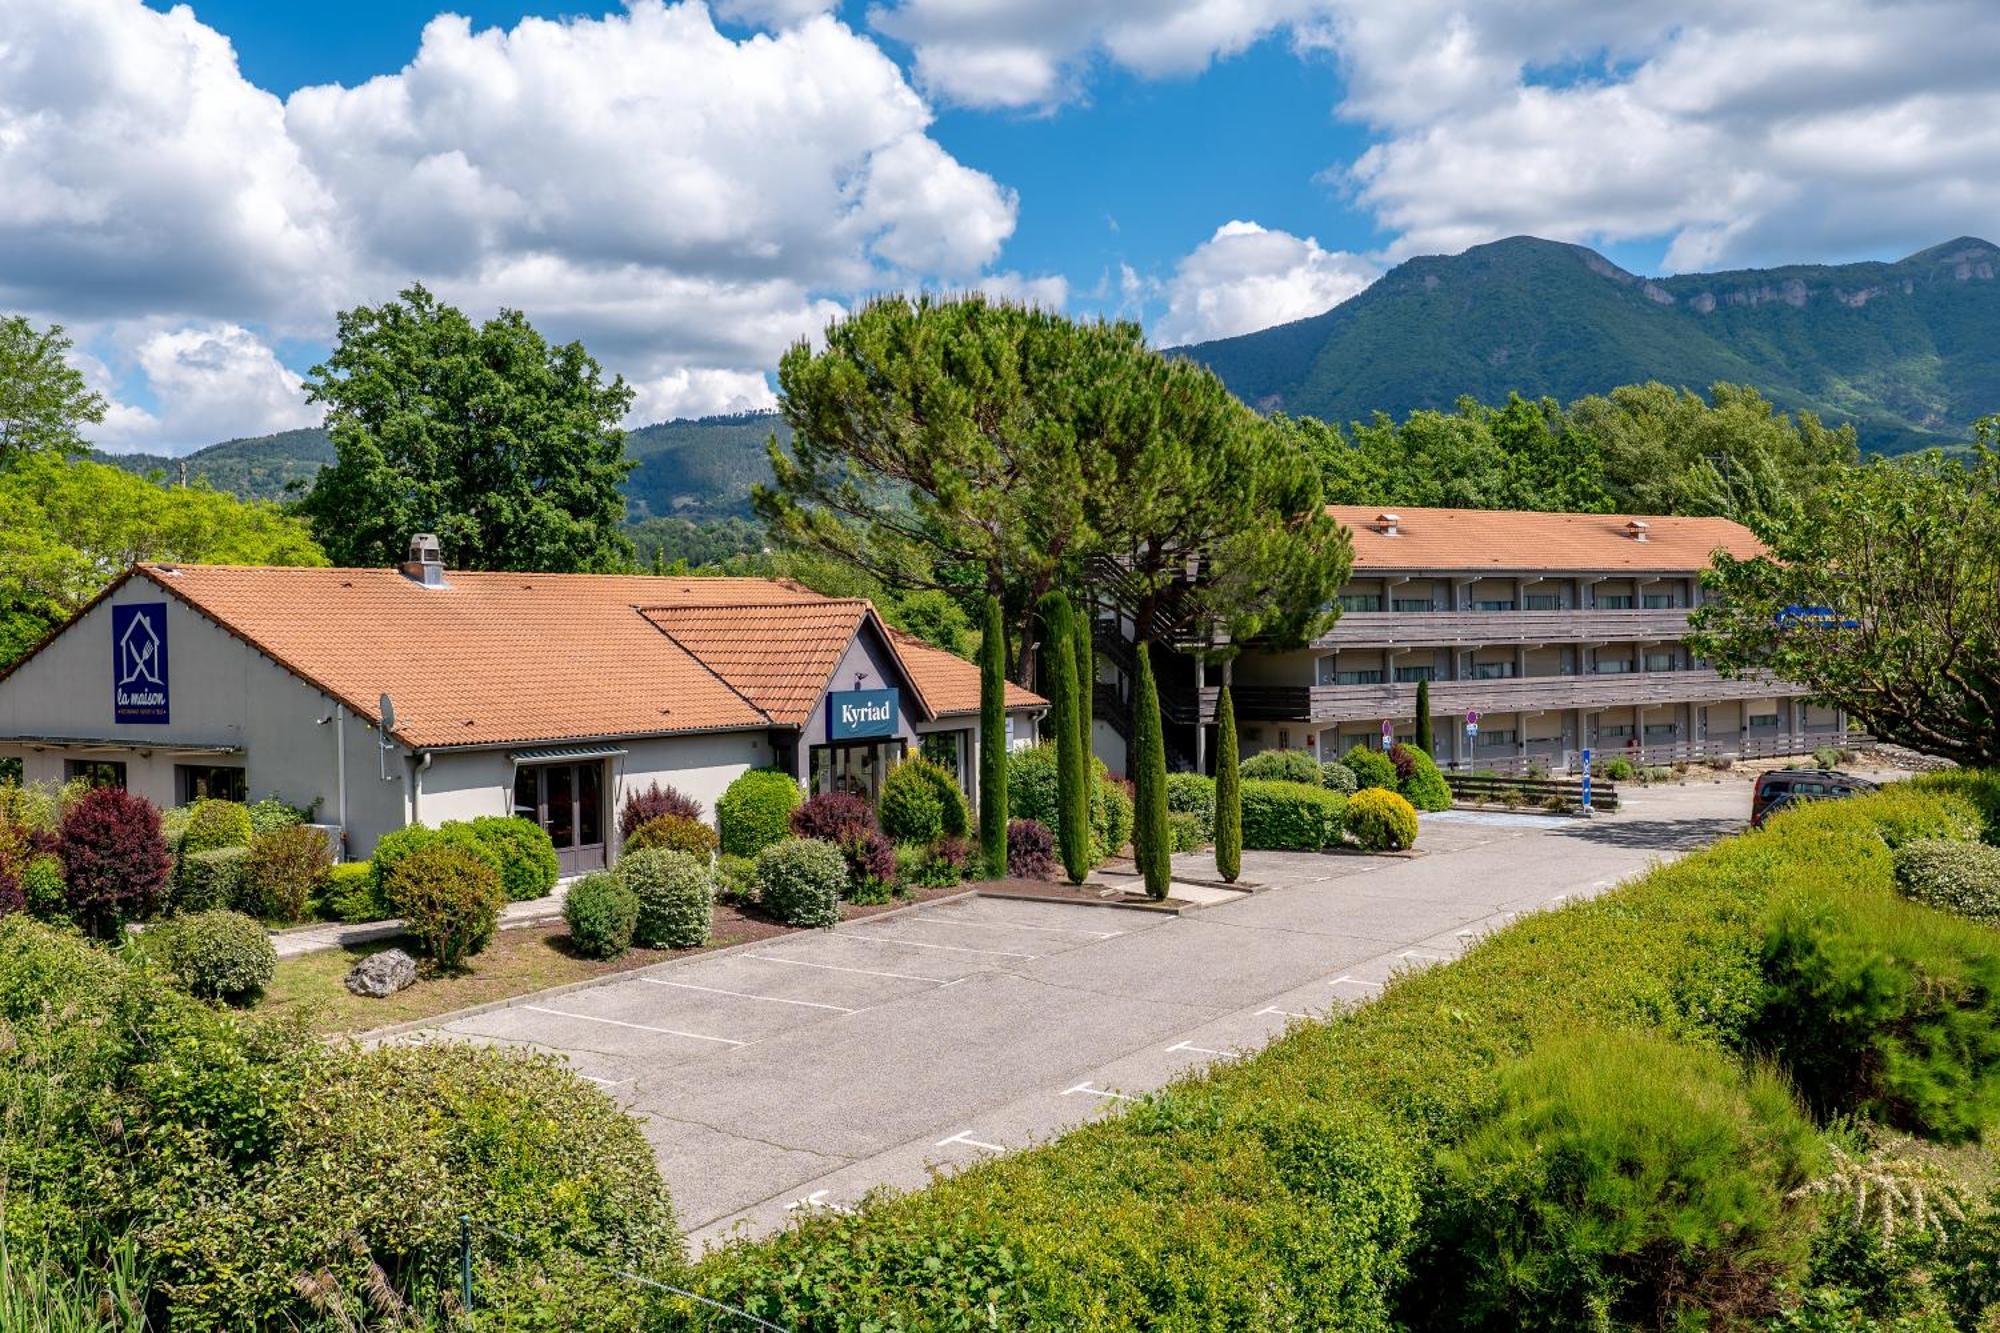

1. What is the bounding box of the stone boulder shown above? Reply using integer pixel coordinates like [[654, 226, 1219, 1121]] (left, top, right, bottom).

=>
[[344, 948, 418, 998]]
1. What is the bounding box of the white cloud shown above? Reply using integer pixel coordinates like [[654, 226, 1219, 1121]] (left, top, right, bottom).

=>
[[712, 0, 839, 26], [1155, 220, 1375, 344], [626, 368, 779, 422], [91, 323, 317, 453]]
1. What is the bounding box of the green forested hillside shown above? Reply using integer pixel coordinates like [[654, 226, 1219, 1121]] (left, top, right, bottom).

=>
[[1176, 235, 2000, 453], [97, 427, 336, 501]]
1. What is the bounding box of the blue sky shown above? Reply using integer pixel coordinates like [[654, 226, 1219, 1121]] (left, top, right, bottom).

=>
[[9, 0, 1997, 449]]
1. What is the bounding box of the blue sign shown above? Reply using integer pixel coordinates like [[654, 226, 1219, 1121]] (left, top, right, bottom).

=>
[[111, 602, 170, 724], [1775, 604, 1860, 630], [827, 688, 898, 741], [1580, 747, 1593, 811]]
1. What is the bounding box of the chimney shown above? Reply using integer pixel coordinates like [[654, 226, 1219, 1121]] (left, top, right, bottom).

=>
[[400, 533, 448, 587], [1624, 520, 1650, 543], [1373, 511, 1402, 537]]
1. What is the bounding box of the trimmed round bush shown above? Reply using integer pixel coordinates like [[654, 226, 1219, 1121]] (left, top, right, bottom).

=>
[[241, 824, 332, 921], [755, 838, 845, 928], [21, 853, 65, 920], [564, 871, 640, 959], [718, 770, 803, 858], [245, 796, 305, 838], [147, 908, 276, 1004], [880, 755, 968, 843], [1165, 772, 1216, 841], [618, 780, 702, 841], [384, 843, 506, 970], [791, 790, 876, 843], [469, 815, 561, 901], [1319, 760, 1358, 795], [59, 786, 172, 935], [1345, 788, 1419, 852], [1007, 819, 1057, 879], [323, 860, 385, 923], [1167, 810, 1204, 853], [369, 822, 499, 905], [1341, 745, 1398, 791], [180, 798, 253, 855], [625, 813, 720, 860], [617, 848, 714, 949], [1427, 1029, 1820, 1332], [175, 845, 248, 914], [715, 852, 758, 902], [1389, 742, 1452, 813], [1240, 780, 1346, 851], [1893, 838, 2000, 924], [1239, 749, 1323, 785]]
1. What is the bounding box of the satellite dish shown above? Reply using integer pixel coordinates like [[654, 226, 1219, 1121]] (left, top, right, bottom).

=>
[[379, 693, 397, 732]]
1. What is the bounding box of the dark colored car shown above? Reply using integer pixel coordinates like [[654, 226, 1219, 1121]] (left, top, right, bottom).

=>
[[1751, 769, 1877, 828]]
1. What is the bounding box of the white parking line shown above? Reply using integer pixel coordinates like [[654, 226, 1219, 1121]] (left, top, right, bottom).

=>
[[935, 1129, 1007, 1151], [1258, 1005, 1311, 1019], [1329, 975, 1384, 989], [842, 934, 1039, 959], [914, 913, 1122, 939], [577, 1073, 632, 1087], [519, 1005, 746, 1047], [1400, 950, 1449, 962], [638, 978, 857, 1013], [745, 955, 950, 984], [1167, 1040, 1226, 1056], [1060, 1081, 1135, 1101]]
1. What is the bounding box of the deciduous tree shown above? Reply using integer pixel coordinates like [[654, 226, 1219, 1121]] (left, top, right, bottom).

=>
[[0, 316, 104, 466]]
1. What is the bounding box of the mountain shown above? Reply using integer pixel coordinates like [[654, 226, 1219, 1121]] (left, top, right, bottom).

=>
[[1174, 235, 2000, 452], [99, 412, 792, 517]]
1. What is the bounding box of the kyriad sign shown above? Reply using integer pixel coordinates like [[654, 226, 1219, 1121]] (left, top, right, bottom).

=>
[[112, 602, 170, 724], [827, 688, 898, 741]]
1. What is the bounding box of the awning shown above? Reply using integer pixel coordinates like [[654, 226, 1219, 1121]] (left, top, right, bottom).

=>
[[7, 735, 243, 755], [509, 743, 630, 765]]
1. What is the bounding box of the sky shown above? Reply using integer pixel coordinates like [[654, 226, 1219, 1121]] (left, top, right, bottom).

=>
[[6, 0, 1999, 453]]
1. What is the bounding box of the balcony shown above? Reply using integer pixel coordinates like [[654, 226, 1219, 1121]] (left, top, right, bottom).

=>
[[1316, 606, 1692, 649], [1167, 668, 1804, 725]]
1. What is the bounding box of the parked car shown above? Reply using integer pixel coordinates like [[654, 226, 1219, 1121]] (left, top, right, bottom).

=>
[[1751, 769, 1877, 828]]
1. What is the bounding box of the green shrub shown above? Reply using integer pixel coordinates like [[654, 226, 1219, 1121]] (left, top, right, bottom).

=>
[[1320, 760, 1359, 794], [1342, 745, 1397, 791], [564, 871, 639, 959], [1346, 788, 1420, 852], [1240, 780, 1346, 850], [1240, 749, 1324, 785], [1165, 772, 1216, 841], [469, 815, 561, 901], [322, 860, 384, 923], [717, 770, 802, 858], [625, 812, 720, 859], [384, 843, 506, 970], [1167, 810, 1204, 853], [1390, 742, 1452, 813], [1010, 746, 1129, 865], [1866, 787, 1983, 849], [879, 755, 970, 845], [240, 824, 332, 921], [369, 822, 499, 905], [1913, 769, 2000, 843], [618, 848, 713, 950], [20, 853, 65, 920], [1604, 757, 1636, 781], [903, 836, 973, 889], [1093, 774, 1134, 863], [755, 838, 845, 928], [144, 908, 276, 1004], [174, 845, 247, 913], [1815, 744, 1849, 769], [715, 852, 757, 902], [245, 796, 307, 838], [1215, 687, 1241, 884], [1424, 1029, 1821, 1331], [1893, 838, 2000, 923], [179, 798, 252, 855]]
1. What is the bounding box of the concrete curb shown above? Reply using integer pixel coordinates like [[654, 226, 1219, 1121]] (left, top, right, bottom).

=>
[[349, 888, 980, 1045]]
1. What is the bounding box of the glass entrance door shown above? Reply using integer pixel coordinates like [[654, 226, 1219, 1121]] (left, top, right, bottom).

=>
[[513, 761, 605, 877], [809, 739, 906, 804]]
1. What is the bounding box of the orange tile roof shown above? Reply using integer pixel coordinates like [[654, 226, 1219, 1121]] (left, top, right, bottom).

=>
[[1327, 506, 1767, 573], [642, 601, 878, 727], [885, 626, 1043, 716]]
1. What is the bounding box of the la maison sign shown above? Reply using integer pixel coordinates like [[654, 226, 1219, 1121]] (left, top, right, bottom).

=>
[[827, 688, 899, 741], [112, 602, 171, 724]]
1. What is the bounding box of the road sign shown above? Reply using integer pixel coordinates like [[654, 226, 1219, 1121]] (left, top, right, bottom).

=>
[[1466, 709, 1481, 724], [1380, 719, 1393, 749], [1465, 721, 1479, 738]]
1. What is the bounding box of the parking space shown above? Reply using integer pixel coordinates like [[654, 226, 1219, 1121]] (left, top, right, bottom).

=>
[[397, 776, 1758, 1247]]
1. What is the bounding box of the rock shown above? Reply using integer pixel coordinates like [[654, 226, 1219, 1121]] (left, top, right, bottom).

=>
[[344, 948, 418, 998]]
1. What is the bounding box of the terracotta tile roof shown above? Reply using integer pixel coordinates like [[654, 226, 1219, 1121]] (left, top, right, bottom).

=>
[[642, 601, 876, 727], [885, 626, 1044, 716], [1327, 506, 1767, 573]]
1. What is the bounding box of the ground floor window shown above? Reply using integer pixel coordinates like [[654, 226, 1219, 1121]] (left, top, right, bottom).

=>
[[0, 756, 19, 786], [65, 759, 128, 790], [1644, 723, 1678, 740], [919, 729, 967, 784], [1476, 729, 1517, 749], [811, 739, 906, 803], [514, 761, 605, 876], [1600, 724, 1635, 741], [176, 763, 246, 804], [1748, 713, 1780, 732]]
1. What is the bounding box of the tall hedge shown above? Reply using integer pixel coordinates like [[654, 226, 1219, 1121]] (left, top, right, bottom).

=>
[[1038, 592, 1089, 883], [1131, 642, 1170, 898], [716, 770, 802, 858], [979, 594, 1008, 879], [1414, 677, 1433, 757], [1215, 684, 1242, 883]]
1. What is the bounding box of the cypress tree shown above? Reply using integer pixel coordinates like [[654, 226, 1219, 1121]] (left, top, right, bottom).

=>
[[1039, 592, 1089, 883], [1214, 683, 1241, 883], [1071, 600, 1094, 768], [979, 594, 1009, 878], [1132, 642, 1171, 899], [1415, 677, 1434, 756]]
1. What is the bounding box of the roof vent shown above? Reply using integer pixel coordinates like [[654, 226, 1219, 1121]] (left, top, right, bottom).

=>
[[1373, 511, 1402, 537], [1624, 519, 1651, 542], [400, 533, 449, 587]]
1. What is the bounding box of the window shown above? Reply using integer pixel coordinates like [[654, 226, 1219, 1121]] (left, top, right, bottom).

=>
[[1394, 665, 1435, 683], [175, 764, 246, 804], [1598, 594, 1635, 609], [1338, 593, 1383, 613], [1476, 728, 1517, 748], [65, 759, 127, 790], [1525, 594, 1561, 610], [1335, 669, 1385, 685], [1595, 659, 1633, 674], [1470, 661, 1517, 679], [1748, 713, 1780, 731], [0, 756, 19, 786], [1643, 653, 1677, 672], [1392, 598, 1433, 613], [1277, 729, 1291, 750], [1642, 593, 1675, 609], [1600, 724, 1634, 740], [919, 730, 966, 780], [1644, 723, 1678, 740], [1473, 599, 1516, 612]]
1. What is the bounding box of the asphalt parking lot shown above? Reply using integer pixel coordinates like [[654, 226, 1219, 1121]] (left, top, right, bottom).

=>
[[403, 776, 1771, 1247]]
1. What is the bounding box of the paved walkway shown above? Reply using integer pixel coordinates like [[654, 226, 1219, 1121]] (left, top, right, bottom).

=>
[[271, 885, 568, 958], [389, 775, 1774, 1248]]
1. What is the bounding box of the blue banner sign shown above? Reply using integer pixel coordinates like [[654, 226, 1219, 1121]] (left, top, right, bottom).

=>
[[1775, 604, 1859, 629], [112, 602, 170, 724], [827, 688, 899, 741], [1580, 747, 1593, 811]]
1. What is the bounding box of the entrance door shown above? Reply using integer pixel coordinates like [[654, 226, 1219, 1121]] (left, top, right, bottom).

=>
[[513, 761, 606, 877], [809, 739, 906, 804]]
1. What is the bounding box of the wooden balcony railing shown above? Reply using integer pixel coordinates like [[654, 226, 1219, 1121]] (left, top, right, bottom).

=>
[[1167, 668, 1805, 724], [1315, 606, 1692, 649]]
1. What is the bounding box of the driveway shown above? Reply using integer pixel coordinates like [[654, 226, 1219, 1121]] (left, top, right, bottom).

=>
[[400, 775, 1766, 1247]]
